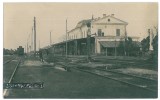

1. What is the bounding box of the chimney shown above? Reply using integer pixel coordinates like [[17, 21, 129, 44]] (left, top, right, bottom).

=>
[[111, 14, 114, 17], [103, 14, 106, 17]]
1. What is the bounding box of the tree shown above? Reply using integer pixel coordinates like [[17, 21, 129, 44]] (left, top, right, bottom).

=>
[[152, 34, 158, 54], [118, 37, 140, 56], [3, 48, 17, 55], [141, 36, 150, 53], [151, 34, 158, 65], [117, 41, 125, 56]]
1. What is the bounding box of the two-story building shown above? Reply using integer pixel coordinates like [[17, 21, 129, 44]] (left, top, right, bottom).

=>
[[67, 14, 139, 56], [42, 14, 140, 56]]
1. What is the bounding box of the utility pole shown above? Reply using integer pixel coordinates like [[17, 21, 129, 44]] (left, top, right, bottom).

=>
[[115, 37, 117, 58], [149, 29, 153, 51], [27, 34, 31, 53], [39, 40, 40, 50], [65, 19, 68, 59], [87, 22, 91, 62], [50, 31, 52, 46], [34, 17, 36, 56], [25, 45, 26, 53], [31, 27, 33, 52], [124, 27, 127, 56], [27, 41, 28, 54]]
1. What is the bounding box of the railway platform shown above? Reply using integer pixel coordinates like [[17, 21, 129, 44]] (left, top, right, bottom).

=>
[[3, 55, 158, 98]]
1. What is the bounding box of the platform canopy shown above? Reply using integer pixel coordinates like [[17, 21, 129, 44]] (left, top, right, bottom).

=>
[[99, 41, 120, 48], [99, 41, 141, 48]]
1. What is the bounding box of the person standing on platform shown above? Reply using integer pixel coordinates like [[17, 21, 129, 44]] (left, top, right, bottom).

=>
[[39, 50, 43, 62]]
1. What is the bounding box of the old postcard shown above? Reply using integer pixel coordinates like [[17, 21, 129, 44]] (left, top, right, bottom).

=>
[[3, 2, 158, 98]]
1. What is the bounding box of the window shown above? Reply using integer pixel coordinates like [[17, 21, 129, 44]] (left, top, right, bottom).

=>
[[102, 32, 104, 36], [116, 29, 120, 36], [108, 19, 110, 22], [97, 29, 104, 36], [98, 29, 102, 36]]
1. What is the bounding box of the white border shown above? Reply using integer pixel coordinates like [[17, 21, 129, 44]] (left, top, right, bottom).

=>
[[0, 0, 159, 100], [1, 0, 159, 2]]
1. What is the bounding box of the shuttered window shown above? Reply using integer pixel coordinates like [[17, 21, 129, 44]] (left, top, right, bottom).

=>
[[116, 29, 120, 36]]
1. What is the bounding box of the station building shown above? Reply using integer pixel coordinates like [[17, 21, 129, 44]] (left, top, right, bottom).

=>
[[42, 14, 140, 56]]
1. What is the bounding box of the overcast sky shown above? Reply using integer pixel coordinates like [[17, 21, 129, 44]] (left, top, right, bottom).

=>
[[4, 3, 158, 50]]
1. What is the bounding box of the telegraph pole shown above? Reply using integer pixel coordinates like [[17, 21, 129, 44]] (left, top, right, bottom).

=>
[[25, 45, 26, 53], [50, 31, 52, 46], [27, 34, 30, 53], [39, 40, 40, 50], [65, 19, 68, 59], [115, 38, 117, 58], [149, 29, 153, 51], [34, 17, 36, 56], [31, 27, 33, 51], [87, 22, 91, 62], [27, 41, 28, 53]]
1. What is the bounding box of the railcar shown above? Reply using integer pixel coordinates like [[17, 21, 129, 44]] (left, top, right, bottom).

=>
[[17, 46, 24, 56]]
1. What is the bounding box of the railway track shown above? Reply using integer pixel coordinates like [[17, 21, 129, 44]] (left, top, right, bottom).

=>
[[92, 57, 157, 67], [3, 58, 15, 65], [43, 55, 158, 93], [45, 55, 155, 66], [3, 57, 22, 97], [56, 62, 157, 93], [96, 68, 157, 81], [76, 67, 157, 93]]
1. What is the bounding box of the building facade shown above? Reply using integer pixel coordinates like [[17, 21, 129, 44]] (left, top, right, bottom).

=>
[[42, 14, 140, 56], [66, 14, 139, 55]]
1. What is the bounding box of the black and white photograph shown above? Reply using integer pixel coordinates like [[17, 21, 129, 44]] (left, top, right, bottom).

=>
[[3, 2, 158, 98]]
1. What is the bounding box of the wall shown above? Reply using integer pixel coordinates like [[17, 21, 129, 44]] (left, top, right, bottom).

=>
[[68, 28, 82, 40], [81, 25, 88, 38], [91, 24, 126, 37]]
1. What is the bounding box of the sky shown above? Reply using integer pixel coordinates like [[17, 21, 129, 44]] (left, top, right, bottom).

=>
[[3, 3, 158, 50]]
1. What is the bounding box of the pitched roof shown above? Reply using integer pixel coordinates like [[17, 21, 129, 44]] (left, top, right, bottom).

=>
[[68, 19, 92, 33], [68, 15, 128, 34], [92, 15, 128, 25], [99, 41, 141, 48], [76, 19, 92, 28]]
